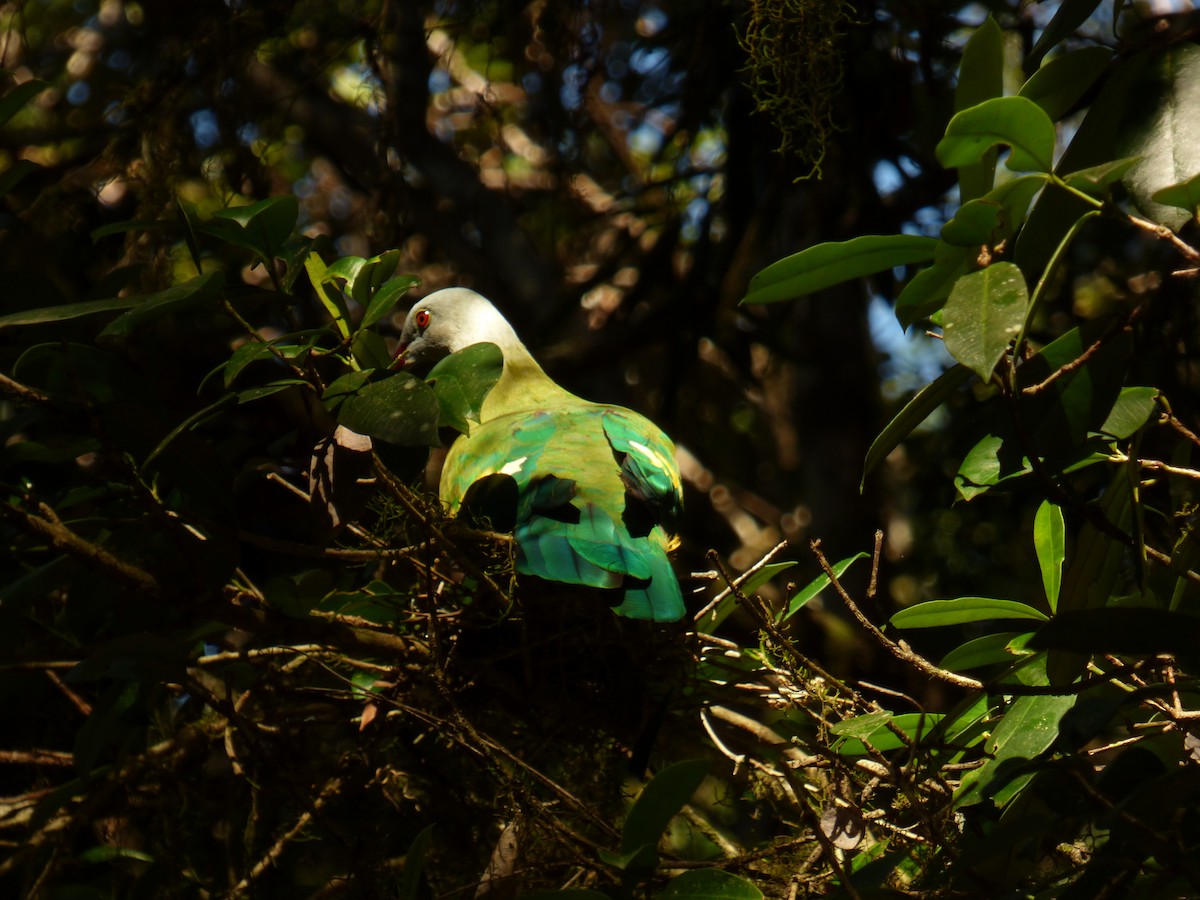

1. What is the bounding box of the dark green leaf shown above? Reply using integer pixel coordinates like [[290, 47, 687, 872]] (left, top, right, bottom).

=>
[[890, 597, 1049, 629], [940, 631, 1035, 671], [940, 175, 1047, 248], [862, 364, 972, 488], [427, 342, 504, 434], [936, 97, 1057, 173], [1019, 46, 1114, 120], [362, 274, 420, 329], [399, 824, 435, 900], [99, 271, 224, 339], [942, 262, 1029, 381], [326, 371, 441, 447], [780, 553, 867, 622], [1063, 157, 1142, 195], [1099, 386, 1156, 440], [620, 758, 708, 856], [1025, 0, 1105, 72], [0, 158, 39, 197], [0, 80, 49, 128], [738, 561, 797, 598], [0, 296, 142, 328], [659, 868, 764, 900], [1151, 171, 1200, 217], [352, 328, 394, 370], [209, 195, 299, 260], [894, 244, 973, 329], [955, 16, 1004, 202], [1035, 500, 1066, 611], [1119, 44, 1200, 230], [742, 235, 938, 305]]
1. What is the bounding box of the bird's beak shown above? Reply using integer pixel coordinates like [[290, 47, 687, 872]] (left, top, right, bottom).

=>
[[391, 343, 409, 370]]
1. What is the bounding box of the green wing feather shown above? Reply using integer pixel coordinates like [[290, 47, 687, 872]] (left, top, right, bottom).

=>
[[440, 401, 685, 622]]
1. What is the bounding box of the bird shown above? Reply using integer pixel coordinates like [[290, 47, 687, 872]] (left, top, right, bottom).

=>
[[394, 288, 685, 622]]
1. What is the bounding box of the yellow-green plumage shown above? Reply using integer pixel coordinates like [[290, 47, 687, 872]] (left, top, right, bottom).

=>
[[397, 288, 685, 622]]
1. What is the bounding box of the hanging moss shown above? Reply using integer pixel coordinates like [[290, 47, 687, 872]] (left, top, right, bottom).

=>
[[739, 0, 854, 179]]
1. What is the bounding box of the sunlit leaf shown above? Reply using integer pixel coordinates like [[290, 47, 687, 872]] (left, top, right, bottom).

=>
[[780, 553, 866, 622], [937, 97, 1057, 173], [426, 342, 504, 434], [940, 631, 1035, 671], [1035, 500, 1066, 611], [890, 597, 1049, 629], [742, 235, 938, 305], [1151, 171, 1200, 218], [942, 262, 1029, 381], [325, 370, 441, 447], [1019, 46, 1114, 119], [955, 16, 1004, 202]]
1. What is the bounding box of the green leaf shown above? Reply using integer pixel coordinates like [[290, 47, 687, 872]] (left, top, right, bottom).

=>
[[659, 868, 764, 900], [398, 824, 435, 900], [1151, 171, 1200, 218], [940, 631, 1035, 671], [99, 271, 223, 339], [620, 759, 708, 856], [0, 158, 39, 197], [0, 296, 143, 328], [738, 561, 797, 597], [1058, 469, 1132, 615], [1063, 157, 1142, 196], [862, 364, 972, 488], [1019, 46, 1114, 120], [890, 597, 1049, 629], [1098, 386, 1157, 440], [954, 431, 1034, 501], [0, 80, 49, 128], [305, 252, 351, 340], [362, 274, 420, 329], [939, 175, 1047, 248], [1025, 0, 1105, 72], [955, 683, 1078, 808], [954, 16, 1004, 202], [426, 342, 504, 434], [936, 97, 1057, 173], [834, 712, 946, 755], [351, 328, 394, 370], [830, 710, 892, 741], [742, 235, 938, 305], [1119, 44, 1200, 231], [1035, 500, 1066, 612], [894, 244, 973, 329], [208, 195, 299, 261], [325, 371, 441, 446], [779, 553, 867, 622], [941, 262, 1029, 381]]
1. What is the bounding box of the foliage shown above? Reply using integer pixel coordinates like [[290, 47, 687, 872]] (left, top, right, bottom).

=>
[[743, 1, 1200, 894], [7, 0, 1200, 898]]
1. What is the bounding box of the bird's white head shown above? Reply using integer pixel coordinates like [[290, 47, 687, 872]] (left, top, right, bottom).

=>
[[394, 288, 523, 373]]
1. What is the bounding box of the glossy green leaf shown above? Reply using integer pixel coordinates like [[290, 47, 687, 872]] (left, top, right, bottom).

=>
[[1099, 386, 1157, 440], [1152, 171, 1200, 218], [1058, 470, 1132, 614], [1025, 0, 1105, 72], [1063, 157, 1142, 195], [955, 16, 1004, 202], [305, 252, 351, 339], [1035, 500, 1066, 611], [426, 341, 504, 434], [352, 328, 394, 370], [942, 263, 1029, 381], [862, 364, 972, 488], [894, 244, 973, 329], [891, 597, 1049, 629], [835, 712, 946, 756], [325, 370, 441, 447], [208, 195, 299, 261], [399, 824, 435, 900], [659, 868, 764, 899], [739, 561, 797, 597], [742, 234, 938, 305], [620, 758, 708, 856], [99, 271, 224, 339], [955, 431, 1033, 501], [780, 553, 867, 622], [1019, 46, 1114, 120], [940, 631, 1035, 671], [0, 296, 142, 328], [831, 710, 892, 741], [940, 175, 1047, 248], [955, 685, 1077, 808], [362, 274, 420, 329], [1120, 44, 1200, 231], [0, 80, 49, 128], [937, 97, 1057, 173]]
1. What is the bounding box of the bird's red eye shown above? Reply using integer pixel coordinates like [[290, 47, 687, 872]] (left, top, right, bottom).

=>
[[415, 309, 431, 330]]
